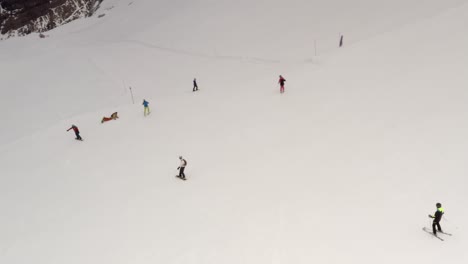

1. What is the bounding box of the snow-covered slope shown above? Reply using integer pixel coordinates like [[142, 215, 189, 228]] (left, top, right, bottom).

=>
[[1, 0, 468, 263], [1, 0, 467, 144]]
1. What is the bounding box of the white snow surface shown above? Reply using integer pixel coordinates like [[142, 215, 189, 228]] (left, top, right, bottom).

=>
[[1, 0, 468, 263]]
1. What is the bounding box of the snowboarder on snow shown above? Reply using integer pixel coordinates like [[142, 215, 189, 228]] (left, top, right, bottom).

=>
[[278, 75, 286, 93], [193, 78, 198, 92], [66, 125, 82, 141], [142, 99, 150, 116], [177, 156, 187, 180], [428, 202, 444, 236], [101, 112, 119, 123]]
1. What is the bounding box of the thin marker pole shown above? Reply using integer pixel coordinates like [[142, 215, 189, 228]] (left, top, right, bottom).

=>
[[129, 86, 135, 104]]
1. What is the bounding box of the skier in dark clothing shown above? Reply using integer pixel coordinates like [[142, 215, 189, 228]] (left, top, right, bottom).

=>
[[193, 78, 198, 92], [278, 75, 286, 93], [177, 156, 187, 179], [67, 125, 82, 141], [428, 203, 444, 235]]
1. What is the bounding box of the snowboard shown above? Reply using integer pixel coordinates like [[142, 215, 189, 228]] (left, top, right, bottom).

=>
[[175, 175, 186, 181]]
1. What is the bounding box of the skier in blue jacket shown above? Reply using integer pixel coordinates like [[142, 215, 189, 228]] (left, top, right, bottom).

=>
[[142, 99, 150, 116]]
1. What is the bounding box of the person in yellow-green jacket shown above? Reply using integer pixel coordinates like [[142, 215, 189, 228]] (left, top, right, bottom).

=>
[[428, 203, 444, 235]]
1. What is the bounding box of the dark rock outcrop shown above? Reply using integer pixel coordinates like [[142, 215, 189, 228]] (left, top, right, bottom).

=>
[[0, 0, 103, 39]]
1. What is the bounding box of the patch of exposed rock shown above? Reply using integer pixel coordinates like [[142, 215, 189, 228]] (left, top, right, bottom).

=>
[[0, 0, 103, 39]]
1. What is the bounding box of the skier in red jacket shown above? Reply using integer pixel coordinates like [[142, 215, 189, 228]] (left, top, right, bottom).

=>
[[278, 75, 286, 93], [67, 125, 82, 141]]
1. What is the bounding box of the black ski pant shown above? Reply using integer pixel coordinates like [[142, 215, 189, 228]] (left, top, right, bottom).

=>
[[179, 167, 186, 178], [432, 221, 442, 234], [193, 85, 198, 91], [75, 132, 82, 140]]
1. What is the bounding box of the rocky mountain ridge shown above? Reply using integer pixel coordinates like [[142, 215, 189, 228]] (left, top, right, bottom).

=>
[[0, 0, 103, 39]]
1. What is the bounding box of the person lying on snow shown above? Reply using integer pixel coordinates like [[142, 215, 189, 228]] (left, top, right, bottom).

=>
[[101, 112, 119, 123]]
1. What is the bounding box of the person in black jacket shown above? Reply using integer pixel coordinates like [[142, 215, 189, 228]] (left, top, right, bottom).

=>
[[428, 203, 444, 235], [193, 78, 198, 92]]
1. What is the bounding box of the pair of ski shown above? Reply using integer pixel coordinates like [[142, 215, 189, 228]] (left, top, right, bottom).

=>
[[175, 175, 186, 181], [422, 227, 452, 241]]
